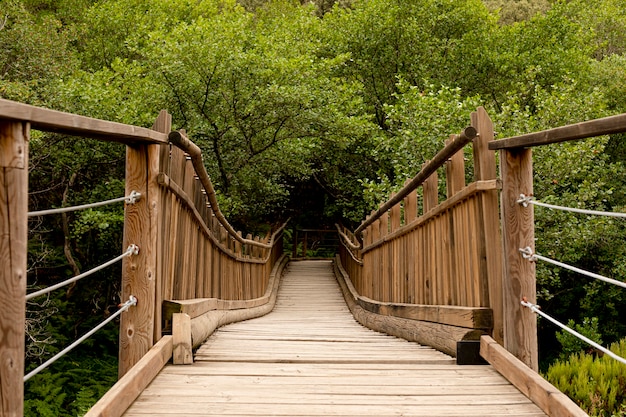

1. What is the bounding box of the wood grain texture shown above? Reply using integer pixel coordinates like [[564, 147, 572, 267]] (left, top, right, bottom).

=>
[[499, 147, 538, 370], [0, 98, 168, 144], [471, 107, 505, 344], [489, 112, 626, 150], [119, 142, 158, 377], [123, 261, 546, 417], [172, 314, 192, 365], [86, 336, 173, 417], [0, 121, 28, 417], [480, 336, 588, 417]]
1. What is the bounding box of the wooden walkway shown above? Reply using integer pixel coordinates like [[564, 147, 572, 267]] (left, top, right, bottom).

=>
[[124, 260, 546, 416]]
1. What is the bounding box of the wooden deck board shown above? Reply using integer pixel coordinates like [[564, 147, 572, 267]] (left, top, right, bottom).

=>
[[124, 260, 546, 416]]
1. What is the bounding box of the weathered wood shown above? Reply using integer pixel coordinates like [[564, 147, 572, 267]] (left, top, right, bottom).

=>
[[0, 121, 28, 417], [172, 314, 192, 365], [471, 107, 505, 344], [125, 261, 544, 417], [445, 135, 465, 198], [335, 259, 485, 356], [499, 147, 537, 370], [480, 336, 588, 417], [86, 336, 173, 417], [119, 140, 160, 377], [362, 180, 500, 254], [422, 166, 438, 213], [151, 111, 171, 344], [355, 127, 477, 235], [0, 98, 168, 144], [489, 112, 626, 150]]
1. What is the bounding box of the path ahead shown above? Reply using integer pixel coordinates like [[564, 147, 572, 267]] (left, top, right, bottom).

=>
[[124, 260, 546, 416]]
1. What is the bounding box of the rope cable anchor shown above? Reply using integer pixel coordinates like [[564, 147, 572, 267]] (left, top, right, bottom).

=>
[[517, 193, 534, 208], [26, 244, 140, 301], [28, 191, 142, 217]]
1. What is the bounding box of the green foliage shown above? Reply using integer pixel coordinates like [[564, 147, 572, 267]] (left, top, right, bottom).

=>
[[556, 317, 603, 361], [25, 353, 118, 417], [483, 0, 551, 24], [545, 338, 626, 416], [0, 0, 79, 104]]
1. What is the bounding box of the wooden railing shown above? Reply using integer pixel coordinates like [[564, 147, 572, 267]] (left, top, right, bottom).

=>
[[337, 107, 503, 356], [0, 99, 286, 417]]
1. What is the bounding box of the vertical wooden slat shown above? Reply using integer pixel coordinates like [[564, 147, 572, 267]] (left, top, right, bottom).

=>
[[0, 121, 28, 417], [500, 146, 537, 371], [446, 136, 466, 198], [151, 110, 171, 343], [119, 137, 159, 377], [472, 107, 505, 345], [423, 169, 438, 212]]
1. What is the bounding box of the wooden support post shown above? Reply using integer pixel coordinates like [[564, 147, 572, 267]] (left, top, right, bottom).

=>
[[152, 110, 171, 345], [471, 107, 505, 345], [0, 121, 28, 417], [119, 129, 161, 377], [172, 313, 193, 365], [499, 146, 537, 371]]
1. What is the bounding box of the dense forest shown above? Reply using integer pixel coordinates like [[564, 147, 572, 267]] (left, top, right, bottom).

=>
[[2, 0, 626, 415]]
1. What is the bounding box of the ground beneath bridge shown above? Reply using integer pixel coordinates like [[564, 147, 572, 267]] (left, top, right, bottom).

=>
[[124, 260, 546, 416]]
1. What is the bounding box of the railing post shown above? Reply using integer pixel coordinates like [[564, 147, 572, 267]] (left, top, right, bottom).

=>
[[0, 121, 29, 417], [119, 111, 169, 377], [471, 107, 504, 345], [499, 144, 538, 371]]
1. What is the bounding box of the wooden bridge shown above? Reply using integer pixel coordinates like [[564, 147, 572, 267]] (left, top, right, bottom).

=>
[[2, 98, 625, 416]]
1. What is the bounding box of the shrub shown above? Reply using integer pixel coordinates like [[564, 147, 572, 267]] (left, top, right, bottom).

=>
[[544, 338, 626, 416]]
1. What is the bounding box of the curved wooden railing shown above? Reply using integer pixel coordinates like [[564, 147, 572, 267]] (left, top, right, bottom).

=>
[[337, 107, 503, 356], [336, 106, 626, 417], [0, 99, 287, 417]]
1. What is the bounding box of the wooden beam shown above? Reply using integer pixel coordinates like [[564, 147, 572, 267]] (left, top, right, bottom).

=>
[[471, 107, 505, 345], [172, 314, 192, 365], [499, 147, 538, 370], [0, 121, 28, 417], [489, 112, 626, 150], [151, 111, 171, 343], [119, 139, 160, 377], [85, 336, 173, 417], [480, 336, 587, 417], [0, 98, 168, 144]]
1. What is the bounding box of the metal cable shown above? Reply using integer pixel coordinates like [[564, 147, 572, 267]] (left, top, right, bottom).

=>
[[519, 247, 626, 289], [28, 191, 141, 217], [24, 296, 137, 382], [517, 194, 626, 218], [521, 299, 626, 365], [25, 245, 139, 301]]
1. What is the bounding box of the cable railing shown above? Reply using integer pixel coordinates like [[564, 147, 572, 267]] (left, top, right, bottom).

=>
[[24, 191, 141, 381], [517, 194, 626, 364], [1, 100, 289, 416], [24, 296, 138, 382]]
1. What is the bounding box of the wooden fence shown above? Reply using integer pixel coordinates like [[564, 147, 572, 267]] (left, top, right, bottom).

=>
[[338, 107, 503, 356], [0, 99, 286, 416]]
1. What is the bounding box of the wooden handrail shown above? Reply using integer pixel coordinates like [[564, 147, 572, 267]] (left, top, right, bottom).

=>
[[354, 126, 477, 236], [489, 112, 626, 150], [0, 98, 168, 144], [168, 130, 277, 249]]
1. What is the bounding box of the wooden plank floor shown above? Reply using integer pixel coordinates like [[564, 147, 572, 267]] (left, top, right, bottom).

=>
[[124, 260, 546, 416]]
